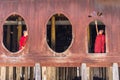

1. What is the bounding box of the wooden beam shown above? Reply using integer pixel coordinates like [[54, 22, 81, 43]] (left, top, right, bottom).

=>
[[112, 63, 119, 80], [81, 63, 87, 80]]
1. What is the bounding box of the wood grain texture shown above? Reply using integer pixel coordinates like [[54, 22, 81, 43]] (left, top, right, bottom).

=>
[[0, 0, 119, 67]]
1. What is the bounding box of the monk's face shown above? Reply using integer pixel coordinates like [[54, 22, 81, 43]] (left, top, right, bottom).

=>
[[23, 31, 28, 36], [99, 30, 103, 34]]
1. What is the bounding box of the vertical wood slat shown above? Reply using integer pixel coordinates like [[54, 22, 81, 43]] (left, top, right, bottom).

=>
[[30, 67, 34, 80], [51, 16, 56, 51], [47, 67, 56, 80], [81, 63, 87, 80], [77, 67, 80, 77], [113, 63, 119, 80], [9, 67, 13, 80], [42, 66, 47, 80], [90, 68, 93, 80], [16, 67, 21, 80], [6, 67, 9, 80], [1, 67, 6, 80], [56, 67, 59, 80], [25, 67, 28, 80], [35, 63, 41, 80], [87, 67, 90, 80]]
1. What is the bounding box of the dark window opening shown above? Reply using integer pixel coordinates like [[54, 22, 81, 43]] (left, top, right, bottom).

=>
[[88, 20, 106, 53], [3, 14, 27, 52], [47, 14, 72, 53]]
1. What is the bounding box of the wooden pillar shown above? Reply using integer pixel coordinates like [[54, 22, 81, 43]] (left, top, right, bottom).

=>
[[87, 67, 90, 80], [30, 67, 34, 80], [6, 67, 9, 80], [51, 16, 56, 51], [81, 63, 87, 80], [17, 17, 22, 42], [25, 67, 28, 80], [47, 67, 56, 80], [112, 63, 119, 80], [77, 67, 80, 77], [35, 63, 41, 80], [9, 67, 13, 80], [42, 66, 47, 80], [1, 67, 6, 80], [16, 67, 21, 80], [90, 67, 93, 80], [56, 67, 59, 80]]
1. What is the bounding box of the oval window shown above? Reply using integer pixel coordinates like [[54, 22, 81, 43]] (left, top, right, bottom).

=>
[[88, 20, 106, 53], [47, 14, 72, 53], [3, 14, 28, 52]]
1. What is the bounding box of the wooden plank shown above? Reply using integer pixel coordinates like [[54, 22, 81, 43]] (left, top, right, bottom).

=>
[[1, 67, 6, 80], [112, 63, 119, 80], [47, 67, 56, 80], [25, 67, 28, 80], [6, 67, 9, 80], [9, 67, 13, 80], [35, 63, 41, 80], [77, 67, 80, 77], [30, 67, 34, 80], [42, 66, 47, 80], [81, 63, 87, 80], [87, 67, 90, 80], [16, 67, 21, 80]]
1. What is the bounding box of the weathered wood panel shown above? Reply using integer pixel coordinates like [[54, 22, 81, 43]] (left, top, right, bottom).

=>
[[0, 0, 119, 67]]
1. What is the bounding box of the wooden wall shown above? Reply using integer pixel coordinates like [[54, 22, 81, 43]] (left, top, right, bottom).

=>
[[0, 0, 120, 67]]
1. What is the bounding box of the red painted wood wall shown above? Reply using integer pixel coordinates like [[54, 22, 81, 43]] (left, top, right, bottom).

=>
[[0, 0, 120, 67]]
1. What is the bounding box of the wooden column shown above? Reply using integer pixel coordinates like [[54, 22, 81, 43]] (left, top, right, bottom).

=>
[[87, 67, 90, 80], [35, 63, 41, 80], [25, 67, 28, 80], [51, 16, 56, 51], [16, 67, 21, 80], [56, 67, 59, 80], [77, 67, 80, 77], [112, 63, 119, 80], [42, 66, 47, 80], [47, 67, 56, 80], [1, 67, 6, 80], [30, 67, 34, 80], [17, 17, 22, 42], [9, 67, 13, 80], [81, 63, 87, 80], [90, 68, 93, 80]]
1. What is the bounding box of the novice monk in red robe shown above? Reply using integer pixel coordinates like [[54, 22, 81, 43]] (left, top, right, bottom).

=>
[[19, 30, 28, 50], [94, 20, 105, 53]]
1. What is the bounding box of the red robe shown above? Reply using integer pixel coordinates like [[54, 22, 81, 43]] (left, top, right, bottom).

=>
[[19, 36, 28, 50], [94, 34, 105, 53]]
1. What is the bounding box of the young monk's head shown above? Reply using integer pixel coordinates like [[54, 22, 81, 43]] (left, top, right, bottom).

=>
[[98, 30, 104, 35], [23, 30, 28, 37]]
